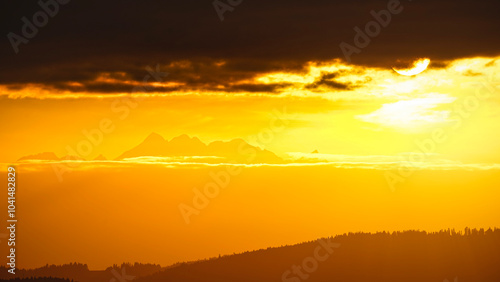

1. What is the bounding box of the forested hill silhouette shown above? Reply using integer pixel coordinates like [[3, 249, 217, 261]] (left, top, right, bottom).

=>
[[137, 228, 500, 282], [0, 263, 161, 282], [1, 229, 499, 282]]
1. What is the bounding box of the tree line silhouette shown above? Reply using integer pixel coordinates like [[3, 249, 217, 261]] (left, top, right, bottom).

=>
[[136, 228, 500, 282], [1, 228, 499, 282], [0, 262, 160, 282]]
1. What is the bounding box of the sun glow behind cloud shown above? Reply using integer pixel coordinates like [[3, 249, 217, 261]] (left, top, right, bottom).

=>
[[356, 93, 456, 130], [392, 58, 431, 76]]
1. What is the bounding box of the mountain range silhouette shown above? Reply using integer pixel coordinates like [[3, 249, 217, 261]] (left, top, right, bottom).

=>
[[17, 133, 283, 164]]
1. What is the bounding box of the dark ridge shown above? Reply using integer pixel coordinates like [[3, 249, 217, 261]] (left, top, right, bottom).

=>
[[136, 228, 500, 282], [1, 229, 498, 282]]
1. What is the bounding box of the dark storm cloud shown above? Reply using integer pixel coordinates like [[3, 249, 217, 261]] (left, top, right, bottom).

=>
[[306, 72, 354, 91], [0, 0, 499, 94], [226, 83, 291, 93]]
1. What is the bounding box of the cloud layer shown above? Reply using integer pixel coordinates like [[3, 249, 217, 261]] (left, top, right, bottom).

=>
[[1, 0, 499, 96]]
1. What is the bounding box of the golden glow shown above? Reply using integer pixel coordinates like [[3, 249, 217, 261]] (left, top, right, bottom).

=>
[[1, 56, 499, 164], [392, 58, 431, 76], [3, 160, 500, 269], [1, 55, 500, 270], [356, 93, 456, 130]]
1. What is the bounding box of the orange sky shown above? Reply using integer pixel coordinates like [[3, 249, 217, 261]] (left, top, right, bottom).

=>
[[1, 163, 499, 269], [1, 55, 500, 270], [2, 0, 500, 274]]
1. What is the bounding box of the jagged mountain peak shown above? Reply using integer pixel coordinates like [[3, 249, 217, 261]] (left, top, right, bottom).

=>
[[143, 132, 166, 143]]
